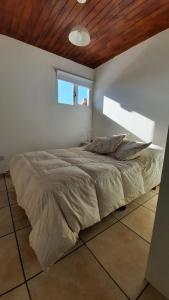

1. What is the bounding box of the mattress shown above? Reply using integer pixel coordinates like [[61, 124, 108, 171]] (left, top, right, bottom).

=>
[[9, 146, 164, 269]]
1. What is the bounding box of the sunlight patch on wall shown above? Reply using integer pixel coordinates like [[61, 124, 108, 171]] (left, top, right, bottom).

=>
[[103, 96, 155, 142]]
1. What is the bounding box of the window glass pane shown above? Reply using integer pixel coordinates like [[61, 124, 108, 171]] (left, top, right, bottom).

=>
[[77, 85, 90, 106], [58, 80, 74, 105]]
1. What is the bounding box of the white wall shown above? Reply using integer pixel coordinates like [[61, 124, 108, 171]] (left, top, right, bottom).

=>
[[146, 128, 169, 299], [0, 35, 94, 159], [93, 29, 169, 148]]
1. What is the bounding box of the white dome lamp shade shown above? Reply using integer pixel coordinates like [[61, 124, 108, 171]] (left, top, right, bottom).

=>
[[77, 0, 87, 3], [69, 25, 90, 47]]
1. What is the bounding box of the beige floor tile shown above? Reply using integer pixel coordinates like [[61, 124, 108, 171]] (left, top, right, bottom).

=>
[[134, 191, 156, 205], [121, 206, 155, 242], [5, 174, 13, 191], [143, 194, 158, 212], [0, 285, 29, 300], [28, 246, 127, 300], [80, 213, 117, 242], [0, 176, 6, 192], [16, 226, 83, 280], [0, 191, 9, 209], [113, 201, 140, 220], [87, 222, 149, 300], [0, 207, 14, 237], [16, 226, 82, 280], [16, 227, 42, 279], [11, 205, 30, 230], [138, 285, 168, 300], [8, 189, 17, 205], [0, 234, 24, 295]]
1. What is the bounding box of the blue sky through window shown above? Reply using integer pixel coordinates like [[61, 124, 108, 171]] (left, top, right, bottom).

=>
[[58, 80, 89, 105], [77, 85, 89, 105], [58, 80, 74, 105]]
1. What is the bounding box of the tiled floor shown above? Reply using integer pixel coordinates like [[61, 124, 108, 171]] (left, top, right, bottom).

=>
[[0, 175, 167, 300]]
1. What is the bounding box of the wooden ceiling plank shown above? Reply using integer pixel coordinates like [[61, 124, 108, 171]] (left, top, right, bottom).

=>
[[48, 0, 106, 52], [0, 0, 24, 38], [1, 0, 169, 68], [34, 0, 68, 46], [51, 0, 110, 55], [62, 0, 144, 60], [49, 2, 82, 50], [92, 6, 169, 67], [57, 0, 136, 59], [71, 3, 169, 68], [122, 1, 169, 36], [30, 0, 58, 43], [78, 0, 168, 60], [39, 0, 77, 49], [62, 0, 153, 60], [15, 0, 35, 40], [25, 0, 47, 44], [82, 0, 149, 50]]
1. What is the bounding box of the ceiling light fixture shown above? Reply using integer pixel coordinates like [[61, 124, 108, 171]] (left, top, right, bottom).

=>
[[69, 0, 90, 47], [77, 0, 87, 3]]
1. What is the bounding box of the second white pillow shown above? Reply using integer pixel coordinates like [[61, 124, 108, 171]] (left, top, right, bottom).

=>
[[85, 134, 126, 154], [114, 140, 152, 160]]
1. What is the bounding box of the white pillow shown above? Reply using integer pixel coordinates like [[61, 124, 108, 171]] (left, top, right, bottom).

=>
[[114, 140, 152, 160], [85, 134, 126, 154]]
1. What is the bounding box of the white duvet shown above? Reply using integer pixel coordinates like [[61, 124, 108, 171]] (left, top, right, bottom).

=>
[[10, 146, 164, 269]]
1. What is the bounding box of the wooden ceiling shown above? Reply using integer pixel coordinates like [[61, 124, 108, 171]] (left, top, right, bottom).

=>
[[0, 0, 169, 68]]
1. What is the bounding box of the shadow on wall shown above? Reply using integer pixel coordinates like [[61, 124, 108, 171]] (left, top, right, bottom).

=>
[[103, 96, 155, 143]]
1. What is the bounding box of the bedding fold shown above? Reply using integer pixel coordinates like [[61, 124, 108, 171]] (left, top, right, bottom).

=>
[[10, 147, 164, 269]]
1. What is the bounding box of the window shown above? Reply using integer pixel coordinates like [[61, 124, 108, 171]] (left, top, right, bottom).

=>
[[56, 70, 93, 106], [58, 80, 74, 105], [77, 85, 90, 106]]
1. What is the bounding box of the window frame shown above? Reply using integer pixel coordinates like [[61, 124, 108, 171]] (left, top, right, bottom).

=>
[[56, 70, 93, 107]]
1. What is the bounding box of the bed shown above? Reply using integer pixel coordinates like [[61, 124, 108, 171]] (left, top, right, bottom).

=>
[[9, 146, 164, 270]]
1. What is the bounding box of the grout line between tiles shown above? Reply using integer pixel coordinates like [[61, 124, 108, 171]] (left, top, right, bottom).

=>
[[15, 224, 31, 232], [26, 240, 85, 282], [4, 175, 32, 300], [54, 243, 84, 265], [113, 191, 158, 222], [80, 219, 118, 243], [0, 225, 30, 241], [1, 175, 157, 298], [119, 220, 150, 244], [142, 204, 156, 214], [26, 271, 44, 282], [135, 283, 149, 300], [81, 192, 158, 244], [0, 230, 15, 239], [84, 243, 131, 300], [0, 283, 26, 298], [1, 179, 87, 290], [135, 191, 158, 205]]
